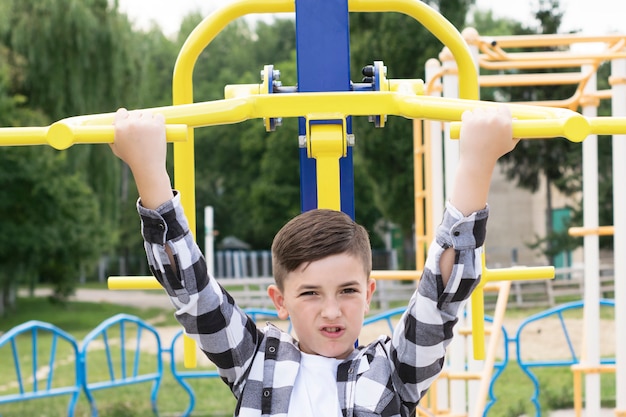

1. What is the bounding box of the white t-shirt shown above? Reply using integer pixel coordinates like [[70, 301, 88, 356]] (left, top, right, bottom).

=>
[[287, 351, 343, 417]]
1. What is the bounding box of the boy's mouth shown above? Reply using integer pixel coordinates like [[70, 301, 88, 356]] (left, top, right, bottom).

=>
[[320, 326, 345, 338], [323, 327, 341, 333]]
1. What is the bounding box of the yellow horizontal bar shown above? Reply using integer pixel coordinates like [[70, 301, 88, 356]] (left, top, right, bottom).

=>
[[479, 59, 604, 71], [0, 127, 49, 146], [477, 34, 626, 48], [8, 92, 623, 148], [1, 91, 593, 142], [108, 265, 553, 290], [479, 72, 587, 87], [447, 372, 482, 380], [371, 270, 422, 280], [450, 116, 592, 143], [589, 117, 626, 135], [480, 51, 626, 64], [108, 276, 162, 290], [571, 364, 616, 374], [483, 265, 555, 282], [0, 123, 188, 150], [568, 225, 615, 237]]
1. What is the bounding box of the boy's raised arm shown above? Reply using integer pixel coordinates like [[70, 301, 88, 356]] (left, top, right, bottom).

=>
[[440, 105, 518, 284], [110, 108, 174, 210], [450, 105, 517, 215]]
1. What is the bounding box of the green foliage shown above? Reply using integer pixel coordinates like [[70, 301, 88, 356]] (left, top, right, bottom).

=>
[[0, 147, 105, 312], [475, 0, 613, 261]]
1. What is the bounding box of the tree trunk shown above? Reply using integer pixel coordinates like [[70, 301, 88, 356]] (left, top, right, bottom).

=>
[[0, 289, 5, 318]]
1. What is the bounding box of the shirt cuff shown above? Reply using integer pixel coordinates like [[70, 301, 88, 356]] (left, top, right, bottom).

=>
[[137, 191, 190, 245], [436, 201, 489, 250]]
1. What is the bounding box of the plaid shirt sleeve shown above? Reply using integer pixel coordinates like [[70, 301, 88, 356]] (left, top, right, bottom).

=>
[[137, 192, 261, 396], [390, 201, 487, 407]]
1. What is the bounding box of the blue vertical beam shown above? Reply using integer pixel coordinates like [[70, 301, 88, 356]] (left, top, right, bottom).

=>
[[295, 0, 355, 218]]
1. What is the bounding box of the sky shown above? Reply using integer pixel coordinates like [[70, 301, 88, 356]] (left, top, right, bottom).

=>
[[117, 0, 626, 38]]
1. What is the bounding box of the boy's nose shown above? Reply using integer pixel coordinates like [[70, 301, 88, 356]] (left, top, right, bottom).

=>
[[321, 298, 341, 319]]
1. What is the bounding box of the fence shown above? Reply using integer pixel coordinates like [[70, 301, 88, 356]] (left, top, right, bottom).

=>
[[2, 301, 617, 417], [213, 248, 396, 279], [216, 263, 616, 311]]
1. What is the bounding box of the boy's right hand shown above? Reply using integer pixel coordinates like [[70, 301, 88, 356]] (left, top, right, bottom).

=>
[[111, 108, 167, 176], [111, 108, 173, 210]]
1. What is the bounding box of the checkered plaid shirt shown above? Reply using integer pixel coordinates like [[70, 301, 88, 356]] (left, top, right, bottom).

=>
[[138, 192, 487, 417]]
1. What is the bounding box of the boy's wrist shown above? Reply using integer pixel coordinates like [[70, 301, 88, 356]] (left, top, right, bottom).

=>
[[134, 170, 174, 209]]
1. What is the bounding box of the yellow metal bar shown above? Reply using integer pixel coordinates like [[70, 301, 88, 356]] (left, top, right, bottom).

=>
[[414, 119, 427, 271], [0, 127, 49, 146], [108, 276, 162, 290], [0, 124, 187, 149], [471, 287, 487, 359], [349, 0, 478, 100], [589, 117, 626, 135], [108, 271, 427, 290], [169, 0, 296, 368], [371, 270, 422, 281], [568, 225, 615, 237], [308, 123, 345, 210], [470, 254, 555, 359], [479, 72, 589, 87], [475, 33, 626, 48], [449, 114, 592, 143], [35, 92, 598, 138]]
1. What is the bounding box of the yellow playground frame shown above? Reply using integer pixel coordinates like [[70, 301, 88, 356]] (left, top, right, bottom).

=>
[[2, 1, 626, 416]]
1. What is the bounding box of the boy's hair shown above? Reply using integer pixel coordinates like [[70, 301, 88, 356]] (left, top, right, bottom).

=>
[[271, 209, 372, 290]]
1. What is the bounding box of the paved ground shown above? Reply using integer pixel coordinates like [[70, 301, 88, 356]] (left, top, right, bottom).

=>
[[28, 287, 173, 309]]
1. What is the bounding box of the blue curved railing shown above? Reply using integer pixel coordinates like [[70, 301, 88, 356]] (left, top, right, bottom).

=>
[[0, 300, 614, 416], [0, 320, 81, 417], [79, 314, 163, 417], [513, 299, 616, 417], [483, 315, 510, 417]]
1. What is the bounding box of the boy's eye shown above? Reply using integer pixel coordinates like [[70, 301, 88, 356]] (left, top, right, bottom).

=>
[[299, 291, 317, 296], [342, 288, 358, 294]]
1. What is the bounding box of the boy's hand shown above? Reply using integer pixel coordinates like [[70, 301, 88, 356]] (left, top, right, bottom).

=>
[[450, 104, 519, 216], [458, 104, 519, 170], [111, 108, 167, 176], [111, 108, 173, 209]]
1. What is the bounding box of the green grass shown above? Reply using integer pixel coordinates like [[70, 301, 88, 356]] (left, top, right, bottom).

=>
[[0, 356, 237, 417], [0, 297, 176, 335], [487, 361, 616, 417], [0, 299, 237, 417]]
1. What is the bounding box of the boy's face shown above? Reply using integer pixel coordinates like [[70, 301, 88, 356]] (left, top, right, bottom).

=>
[[268, 253, 375, 359]]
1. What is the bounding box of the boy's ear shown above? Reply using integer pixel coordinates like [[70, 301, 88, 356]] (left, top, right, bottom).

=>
[[267, 284, 289, 320], [365, 278, 376, 314]]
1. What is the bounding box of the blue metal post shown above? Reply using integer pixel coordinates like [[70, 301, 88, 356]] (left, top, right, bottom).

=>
[[295, 0, 355, 218]]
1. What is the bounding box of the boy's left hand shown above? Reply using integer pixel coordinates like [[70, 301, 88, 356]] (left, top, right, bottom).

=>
[[458, 104, 519, 170]]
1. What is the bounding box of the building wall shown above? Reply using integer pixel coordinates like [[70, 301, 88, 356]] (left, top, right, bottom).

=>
[[484, 163, 584, 268]]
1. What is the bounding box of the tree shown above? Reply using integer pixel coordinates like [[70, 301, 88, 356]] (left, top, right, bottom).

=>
[[0, 0, 163, 308]]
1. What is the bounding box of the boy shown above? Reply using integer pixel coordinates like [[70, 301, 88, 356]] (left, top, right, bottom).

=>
[[111, 105, 518, 417]]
